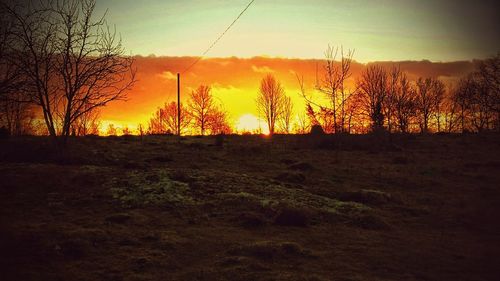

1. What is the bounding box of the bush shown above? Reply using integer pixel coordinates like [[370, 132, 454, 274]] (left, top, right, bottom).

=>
[[310, 124, 324, 135]]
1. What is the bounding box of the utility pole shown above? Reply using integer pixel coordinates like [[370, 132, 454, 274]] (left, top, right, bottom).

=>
[[177, 73, 181, 136]]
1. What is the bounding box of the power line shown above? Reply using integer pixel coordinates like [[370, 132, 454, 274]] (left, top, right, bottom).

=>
[[182, 0, 255, 73]]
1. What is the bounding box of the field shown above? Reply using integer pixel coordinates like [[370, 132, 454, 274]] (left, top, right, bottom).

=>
[[1, 134, 499, 281]]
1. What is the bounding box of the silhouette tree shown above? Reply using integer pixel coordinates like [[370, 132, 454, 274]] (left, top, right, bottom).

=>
[[5, 0, 135, 144], [384, 66, 401, 132], [294, 112, 310, 134], [278, 95, 293, 134], [71, 106, 100, 136], [148, 101, 191, 135], [415, 78, 444, 133], [471, 55, 499, 131], [358, 65, 387, 132], [442, 84, 461, 133], [256, 74, 286, 135], [189, 85, 215, 135], [206, 107, 231, 135], [315, 45, 355, 133], [452, 77, 474, 132], [392, 71, 415, 133], [0, 4, 29, 135]]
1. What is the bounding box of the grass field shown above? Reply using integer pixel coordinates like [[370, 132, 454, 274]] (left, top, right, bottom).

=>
[[1, 134, 499, 281]]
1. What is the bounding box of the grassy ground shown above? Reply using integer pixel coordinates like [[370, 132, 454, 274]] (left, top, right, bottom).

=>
[[0, 134, 499, 281]]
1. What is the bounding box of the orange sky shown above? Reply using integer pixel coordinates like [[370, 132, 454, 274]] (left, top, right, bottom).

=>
[[100, 56, 476, 132]]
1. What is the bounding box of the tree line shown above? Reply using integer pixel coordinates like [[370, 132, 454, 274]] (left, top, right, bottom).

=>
[[294, 46, 499, 135], [243, 46, 499, 136], [1, 1, 498, 138], [147, 85, 231, 136]]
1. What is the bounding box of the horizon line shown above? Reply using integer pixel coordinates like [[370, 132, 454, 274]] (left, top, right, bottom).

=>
[[129, 54, 493, 64]]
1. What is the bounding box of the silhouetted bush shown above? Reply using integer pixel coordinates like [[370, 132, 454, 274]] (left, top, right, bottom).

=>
[[310, 124, 325, 135]]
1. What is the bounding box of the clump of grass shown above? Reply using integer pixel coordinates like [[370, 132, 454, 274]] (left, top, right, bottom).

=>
[[108, 170, 193, 208]]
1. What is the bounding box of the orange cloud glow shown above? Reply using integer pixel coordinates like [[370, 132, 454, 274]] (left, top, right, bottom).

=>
[[99, 56, 477, 133]]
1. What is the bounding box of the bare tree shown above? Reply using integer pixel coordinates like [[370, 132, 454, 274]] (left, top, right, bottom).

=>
[[357, 65, 387, 132], [442, 84, 460, 133], [453, 77, 474, 132], [164, 102, 191, 135], [206, 107, 231, 135], [415, 77, 444, 133], [294, 112, 310, 134], [472, 55, 500, 131], [0, 4, 18, 97], [5, 0, 135, 144], [148, 107, 164, 134], [189, 85, 215, 135], [256, 74, 286, 135], [0, 3, 30, 135], [314, 45, 355, 133], [71, 106, 100, 136], [148, 101, 191, 135], [384, 66, 401, 132], [137, 123, 144, 137], [278, 95, 293, 134], [392, 71, 415, 133]]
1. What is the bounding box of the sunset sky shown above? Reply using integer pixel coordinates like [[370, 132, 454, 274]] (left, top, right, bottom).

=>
[[91, 0, 498, 133], [96, 0, 499, 62]]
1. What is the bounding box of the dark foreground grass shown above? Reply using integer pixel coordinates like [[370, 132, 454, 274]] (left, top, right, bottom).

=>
[[1, 133, 499, 280]]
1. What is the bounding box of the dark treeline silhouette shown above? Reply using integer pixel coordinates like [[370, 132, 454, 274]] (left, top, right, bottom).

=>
[[299, 46, 499, 134], [0, 0, 135, 144]]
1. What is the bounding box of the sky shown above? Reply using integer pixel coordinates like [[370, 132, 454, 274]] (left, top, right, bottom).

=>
[[10, 0, 495, 133], [95, 0, 500, 63], [100, 57, 476, 132]]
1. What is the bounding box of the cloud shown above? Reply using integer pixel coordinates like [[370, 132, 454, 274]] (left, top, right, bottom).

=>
[[157, 71, 177, 81], [101, 56, 478, 128], [252, 65, 275, 73], [212, 83, 241, 94]]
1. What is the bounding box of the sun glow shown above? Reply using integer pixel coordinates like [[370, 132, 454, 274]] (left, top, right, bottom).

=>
[[235, 114, 269, 135]]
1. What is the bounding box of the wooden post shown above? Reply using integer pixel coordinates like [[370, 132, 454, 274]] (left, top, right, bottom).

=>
[[177, 73, 181, 136]]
